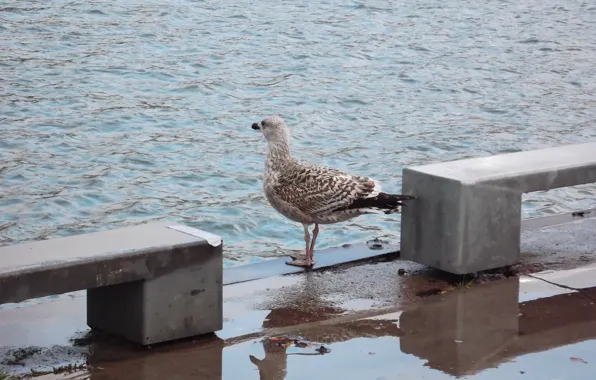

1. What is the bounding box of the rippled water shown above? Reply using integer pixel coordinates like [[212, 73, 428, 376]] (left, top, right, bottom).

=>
[[1, 0, 595, 265]]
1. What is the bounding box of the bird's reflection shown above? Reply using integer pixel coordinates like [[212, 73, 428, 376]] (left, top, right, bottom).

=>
[[249, 337, 288, 380], [248, 274, 402, 380]]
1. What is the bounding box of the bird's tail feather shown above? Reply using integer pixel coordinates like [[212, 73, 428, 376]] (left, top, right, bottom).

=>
[[347, 193, 416, 214]]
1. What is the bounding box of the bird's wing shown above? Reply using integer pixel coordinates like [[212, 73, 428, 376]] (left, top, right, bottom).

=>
[[273, 163, 379, 215]]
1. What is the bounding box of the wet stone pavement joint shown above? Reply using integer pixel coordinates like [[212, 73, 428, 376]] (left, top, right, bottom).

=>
[[0, 213, 595, 379]]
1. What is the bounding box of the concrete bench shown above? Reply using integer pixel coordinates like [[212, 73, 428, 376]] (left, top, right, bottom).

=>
[[0, 222, 223, 345], [401, 142, 596, 274]]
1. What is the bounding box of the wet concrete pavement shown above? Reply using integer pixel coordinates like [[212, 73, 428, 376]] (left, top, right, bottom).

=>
[[1, 213, 596, 379], [17, 272, 596, 380]]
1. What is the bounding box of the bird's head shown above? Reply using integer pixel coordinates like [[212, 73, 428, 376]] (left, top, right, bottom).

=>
[[251, 115, 290, 145]]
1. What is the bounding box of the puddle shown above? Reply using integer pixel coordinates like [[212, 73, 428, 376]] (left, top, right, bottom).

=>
[[3, 265, 596, 379], [518, 275, 576, 302]]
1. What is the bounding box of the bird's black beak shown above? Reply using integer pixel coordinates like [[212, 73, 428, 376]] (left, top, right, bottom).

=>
[[252, 123, 260, 130]]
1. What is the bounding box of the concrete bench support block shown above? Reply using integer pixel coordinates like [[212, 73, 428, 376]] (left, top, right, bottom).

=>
[[401, 142, 596, 274], [0, 222, 223, 345], [88, 253, 222, 345]]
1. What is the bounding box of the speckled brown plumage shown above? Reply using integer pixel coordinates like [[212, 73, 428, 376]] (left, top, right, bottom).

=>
[[266, 160, 406, 224], [252, 115, 415, 267]]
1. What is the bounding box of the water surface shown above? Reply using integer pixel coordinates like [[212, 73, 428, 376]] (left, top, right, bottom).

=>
[[1, 0, 595, 264]]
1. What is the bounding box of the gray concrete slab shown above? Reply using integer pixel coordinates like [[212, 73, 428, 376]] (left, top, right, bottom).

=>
[[402, 142, 596, 188], [0, 222, 221, 304], [0, 222, 224, 346], [522, 217, 596, 260], [518, 275, 576, 302], [531, 263, 596, 291], [519, 217, 596, 273], [521, 208, 596, 230], [401, 142, 596, 274], [223, 239, 399, 285], [88, 257, 223, 345], [220, 210, 596, 287]]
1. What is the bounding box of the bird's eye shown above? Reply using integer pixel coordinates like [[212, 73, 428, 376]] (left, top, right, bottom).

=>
[[261, 121, 267, 128]]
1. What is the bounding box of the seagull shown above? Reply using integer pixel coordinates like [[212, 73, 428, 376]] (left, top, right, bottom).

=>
[[252, 115, 415, 267]]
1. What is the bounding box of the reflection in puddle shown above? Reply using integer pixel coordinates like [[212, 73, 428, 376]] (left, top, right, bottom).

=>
[[249, 337, 331, 380], [5, 278, 596, 380], [233, 278, 596, 380]]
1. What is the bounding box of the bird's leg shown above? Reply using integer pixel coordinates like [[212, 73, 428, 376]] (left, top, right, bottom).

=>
[[307, 224, 319, 264], [290, 224, 310, 260], [287, 224, 314, 267]]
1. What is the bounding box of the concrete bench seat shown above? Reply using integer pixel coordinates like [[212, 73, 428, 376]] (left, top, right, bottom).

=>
[[0, 222, 223, 345], [401, 142, 596, 274]]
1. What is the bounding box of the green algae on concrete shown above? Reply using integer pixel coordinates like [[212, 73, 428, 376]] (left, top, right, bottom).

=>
[[0, 369, 16, 380]]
